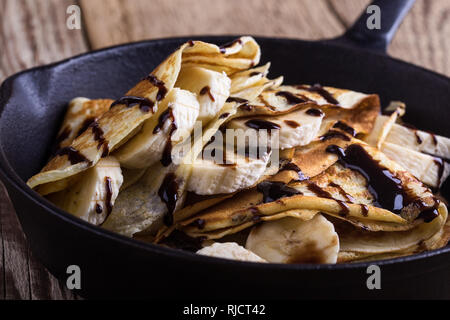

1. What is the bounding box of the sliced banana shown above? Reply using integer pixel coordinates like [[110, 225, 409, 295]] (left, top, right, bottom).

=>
[[197, 242, 267, 262], [381, 142, 450, 188], [385, 123, 450, 159], [176, 66, 231, 124], [47, 156, 123, 225], [114, 88, 199, 169], [246, 215, 339, 264], [226, 107, 324, 149], [187, 148, 270, 195]]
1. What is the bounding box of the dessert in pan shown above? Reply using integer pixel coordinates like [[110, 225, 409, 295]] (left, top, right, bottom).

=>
[[27, 37, 450, 264]]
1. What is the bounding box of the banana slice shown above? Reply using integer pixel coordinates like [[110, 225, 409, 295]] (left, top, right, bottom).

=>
[[245, 215, 339, 264], [47, 156, 123, 225], [385, 123, 450, 160], [226, 107, 324, 149], [381, 142, 450, 188], [187, 148, 271, 195], [114, 88, 199, 169], [176, 66, 231, 124], [197, 242, 267, 262]]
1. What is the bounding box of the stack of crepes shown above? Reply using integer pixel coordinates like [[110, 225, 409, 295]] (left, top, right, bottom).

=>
[[27, 37, 450, 264]]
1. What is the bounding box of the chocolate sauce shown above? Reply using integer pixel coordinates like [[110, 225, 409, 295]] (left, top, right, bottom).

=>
[[153, 108, 177, 167], [307, 182, 349, 216], [158, 173, 179, 226], [280, 162, 309, 181], [245, 119, 280, 130], [110, 96, 154, 112], [276, 91, 308, 105], [284, 120, 300, 128], [305, 108, 324, 117], [239, 103, 254, 112], [415, 132, 423, 144], [219, 112, 230, 119], [360, 204, 369, 217], [326, 144, 405, 214], [104, 177, 113, 215], [226, 97, 248, 104], [298, 84, 339, 105], [329, 182, 355, 203], [95, 203, 103, 214], [249, 72, 262, 77], [188, 40, 195, 47], [333, 121, 356, 137], [90, 121, 109, 157], [256, 181, 302, 203], [144, 75, 168, 101], [153, 108, 173, 134], [76, 117, 96, 138], [200, 86, 215, 102], [56, 147, 90, 165], [219, 39, 242, 53], [320, 130, 351, 142]]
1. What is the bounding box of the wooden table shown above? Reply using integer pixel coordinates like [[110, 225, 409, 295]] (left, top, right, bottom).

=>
[[1, 0, 449, 300]]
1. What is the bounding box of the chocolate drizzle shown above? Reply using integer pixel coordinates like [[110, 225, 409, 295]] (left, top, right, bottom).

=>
[[333, 121, 356, 137], [200, 86, 215, 102], [249, 72, 262, 77], [110, 96, 154, 112], [284, 120, 300, 128], [76, 117, 96, 138], [256, 181, 302, 203], [326, 144, 407, 215], [329, 182, 355, 203], [360, 204, 369, 217], [90, 121, 109, 157], [144, 75, 168, 101], [219, 39, 242, 53], [56, 147, 90, 165], [219, 112, 230, 119], [104, 177, 113, 215], [305, 108, 324, 117], [226, 97, 248, 104], [280, 162, 309, 181], [298, 84, 339, 105], [158, 173, 179, 226], [95, 203, 103, 214], [320, 130, 351, 142], [153, 108, 177, 167], [276, 91, 308, 105], [245, 119, 280, 130], [307, 182, 349, 216]]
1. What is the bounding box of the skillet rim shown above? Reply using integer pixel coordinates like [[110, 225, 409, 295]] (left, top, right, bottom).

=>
[[0, 35, 449, 272]]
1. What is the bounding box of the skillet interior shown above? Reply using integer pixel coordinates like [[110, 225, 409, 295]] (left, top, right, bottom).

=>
[[0, 36, 449, 299]]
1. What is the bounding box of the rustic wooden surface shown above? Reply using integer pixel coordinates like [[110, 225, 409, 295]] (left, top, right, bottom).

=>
[[0, 0, 449, 300]]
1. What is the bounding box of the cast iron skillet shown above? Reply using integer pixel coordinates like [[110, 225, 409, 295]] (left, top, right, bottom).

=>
[[0, 0, 449, 299]]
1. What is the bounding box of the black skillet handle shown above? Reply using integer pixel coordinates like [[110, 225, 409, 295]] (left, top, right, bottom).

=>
[[333, 0, 415, 53]]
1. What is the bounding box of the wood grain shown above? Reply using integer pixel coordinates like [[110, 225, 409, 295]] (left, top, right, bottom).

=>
[[0, 0, 87, 299], [79, 0, 345, 49], [0, 0, 87, 82]]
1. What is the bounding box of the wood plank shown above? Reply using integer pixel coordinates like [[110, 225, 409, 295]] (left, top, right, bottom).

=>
[[329, 0, 450, 77], [0, 0, 87, 82], [80, 0, 345, 49], [0, 0, 88, 299]]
